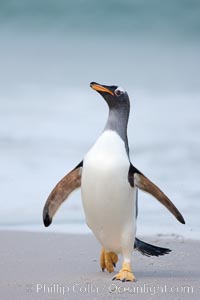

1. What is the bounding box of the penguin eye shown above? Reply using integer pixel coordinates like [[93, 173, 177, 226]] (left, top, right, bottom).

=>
[[115, 89, 123, 97]]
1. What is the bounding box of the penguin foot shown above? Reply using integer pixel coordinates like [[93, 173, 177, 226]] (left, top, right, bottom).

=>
[[100, 248, 118, 273], [112, 262, 136, 282]]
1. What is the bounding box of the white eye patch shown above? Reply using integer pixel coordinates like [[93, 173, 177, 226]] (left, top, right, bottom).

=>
[[114, 86, 126, 96], [116, 86, 125, 93]]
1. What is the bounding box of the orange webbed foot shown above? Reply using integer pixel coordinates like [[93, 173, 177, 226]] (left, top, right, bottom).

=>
[[112, 262, 136, 282], [100, 248, 118, 273]]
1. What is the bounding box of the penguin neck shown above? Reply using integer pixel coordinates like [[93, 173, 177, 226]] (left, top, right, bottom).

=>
[[104, 106, 130, 156]]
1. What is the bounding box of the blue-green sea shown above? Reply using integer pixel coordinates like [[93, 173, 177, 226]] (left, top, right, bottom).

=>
[[0, 0, 200, 238]]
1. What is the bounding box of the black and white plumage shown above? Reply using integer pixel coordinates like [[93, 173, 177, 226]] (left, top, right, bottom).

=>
[[43, 82, 185, 282]]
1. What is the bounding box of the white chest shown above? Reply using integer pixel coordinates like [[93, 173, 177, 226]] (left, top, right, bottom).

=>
[[83, 129, 129, 169], [81, 130, 136, 252]]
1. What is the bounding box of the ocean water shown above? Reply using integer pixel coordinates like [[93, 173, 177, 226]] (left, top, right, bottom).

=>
[[0, 0, 200, 238]]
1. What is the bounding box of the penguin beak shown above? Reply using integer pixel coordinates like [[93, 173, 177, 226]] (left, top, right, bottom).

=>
[[90, 82, 114, 96]]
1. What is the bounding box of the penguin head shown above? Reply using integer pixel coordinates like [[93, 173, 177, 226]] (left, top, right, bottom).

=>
[[90, 82, 129, 110]]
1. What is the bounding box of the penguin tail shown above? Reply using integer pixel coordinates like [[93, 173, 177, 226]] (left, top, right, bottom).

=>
[[134, 237, 171, 257]]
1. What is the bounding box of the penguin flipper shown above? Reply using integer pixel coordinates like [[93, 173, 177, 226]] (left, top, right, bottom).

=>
[[43, 161, 83, 227], [128, 164, 185, 224], [134, 238, 171, 257]]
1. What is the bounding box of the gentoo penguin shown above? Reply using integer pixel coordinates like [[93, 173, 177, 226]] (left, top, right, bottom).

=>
[[43, 82, 185, 282]]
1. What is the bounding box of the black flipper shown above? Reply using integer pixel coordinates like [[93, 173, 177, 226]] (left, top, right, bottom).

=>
[[128, 163, 185, 224], [134, 238, 171, 257], [43, 161, 83, 227]]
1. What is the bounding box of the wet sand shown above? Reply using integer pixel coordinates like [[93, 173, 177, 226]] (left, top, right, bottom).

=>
[[0, 231, 199, 299]]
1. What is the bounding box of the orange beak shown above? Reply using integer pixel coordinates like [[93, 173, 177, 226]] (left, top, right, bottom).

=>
[[90, 83, 114, 96]]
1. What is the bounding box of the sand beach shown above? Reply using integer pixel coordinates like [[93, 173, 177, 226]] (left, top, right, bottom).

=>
[[0, 231, 199, 300]]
